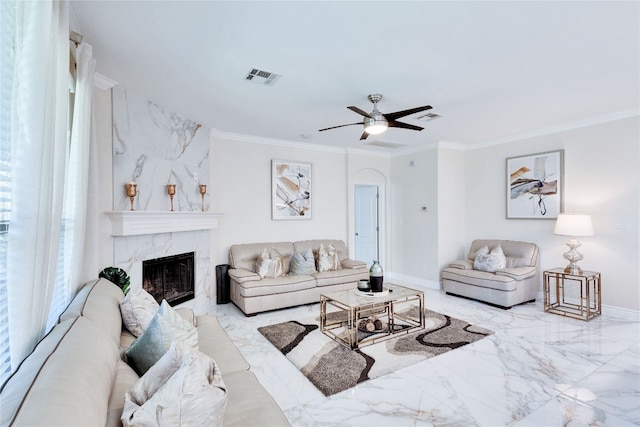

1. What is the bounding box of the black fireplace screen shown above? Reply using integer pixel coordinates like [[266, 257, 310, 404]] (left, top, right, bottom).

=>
[[142, 252, 195, 306]]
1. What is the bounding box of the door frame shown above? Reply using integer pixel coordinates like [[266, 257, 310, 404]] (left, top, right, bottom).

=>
[[353, 182, 386, 269]]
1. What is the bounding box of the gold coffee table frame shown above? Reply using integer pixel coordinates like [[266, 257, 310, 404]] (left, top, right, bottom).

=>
[[320, 283, 425, 349]]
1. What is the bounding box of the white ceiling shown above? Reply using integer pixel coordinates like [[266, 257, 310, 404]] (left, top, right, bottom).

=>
[[70, 1, 639, 151]]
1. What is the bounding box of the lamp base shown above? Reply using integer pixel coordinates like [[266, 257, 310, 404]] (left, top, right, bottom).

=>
[[563, 264, 583, 275], [563, 237, 584, 276]]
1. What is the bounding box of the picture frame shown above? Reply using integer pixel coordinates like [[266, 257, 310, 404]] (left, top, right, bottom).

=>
[[506, 150, 563, 219], [272, 160, 312, 220]]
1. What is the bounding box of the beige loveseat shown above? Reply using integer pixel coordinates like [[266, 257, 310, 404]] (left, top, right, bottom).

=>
[[0, 278, 289, 427], [229, 239, 368, 315], [441, 239, 540, 309]]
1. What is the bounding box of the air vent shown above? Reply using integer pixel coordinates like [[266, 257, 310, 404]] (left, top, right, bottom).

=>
[[244, 67, 282, 86], [415, 112, 442, 122], [364, 140, 408, 149]]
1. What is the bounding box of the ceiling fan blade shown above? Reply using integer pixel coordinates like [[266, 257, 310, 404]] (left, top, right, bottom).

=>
[[384, 105, 432, 121], [388, 120, 424, 131], [318, 122, 362, 132], [359, 131, 369, 140], [347, 106, 372, 118]]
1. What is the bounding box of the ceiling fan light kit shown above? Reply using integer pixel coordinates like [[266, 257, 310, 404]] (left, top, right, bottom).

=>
[[319, 93, 433, 141]]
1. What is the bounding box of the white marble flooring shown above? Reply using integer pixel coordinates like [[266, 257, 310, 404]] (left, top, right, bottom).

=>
[[214, 289, 640, 426]]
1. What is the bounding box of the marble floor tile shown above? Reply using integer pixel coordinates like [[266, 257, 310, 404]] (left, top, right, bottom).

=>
[[213, 289, 640, 426]]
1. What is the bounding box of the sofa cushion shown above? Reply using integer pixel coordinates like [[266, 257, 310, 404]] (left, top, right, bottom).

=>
[[122, 340, 227, 427], [120, 287, 160, 337], [106, 360, 140, 427], [236, 275, 316, 298], [195, 315, 250, 375], [1, 317, 119, 427], [473, 245, 506, 272], [318, 243, 342, 272], [289, 248, 317, 275], [441, 267, 517, 291], [126, 300, 198, 375], [222, 370, 290, 427], [229, 242, 295, 272], [256, 247, 286, 278], [59, 278, 125, 345]]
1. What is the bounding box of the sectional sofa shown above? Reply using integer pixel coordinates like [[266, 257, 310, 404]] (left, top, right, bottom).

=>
[[228, 239, 369, 315], [0, 278, 289, 426]]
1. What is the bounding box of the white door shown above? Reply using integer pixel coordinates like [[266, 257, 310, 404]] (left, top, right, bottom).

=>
[[354, 185, 378, 266]]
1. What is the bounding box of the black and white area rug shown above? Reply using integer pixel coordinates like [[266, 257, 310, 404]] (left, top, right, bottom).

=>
[[258, 308, 493, 396]]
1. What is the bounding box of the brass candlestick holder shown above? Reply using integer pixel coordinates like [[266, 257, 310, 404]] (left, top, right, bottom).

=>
[[125, 182, 138, 211], [199, 184, 207, 212], [167, 184, 176, 211]]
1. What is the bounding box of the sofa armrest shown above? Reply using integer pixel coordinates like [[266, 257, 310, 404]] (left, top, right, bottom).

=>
[[175, 308, 196, 327], [447, 259, 474, 270], [341, 259, 367, 269], [228, 268, 261, 284], [495, 266, 537, 280]]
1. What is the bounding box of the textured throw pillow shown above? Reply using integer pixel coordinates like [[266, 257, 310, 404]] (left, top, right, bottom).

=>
[[289, 248, 317, 275], [474, 245, 507, 273], [318, 243, 342, 272], [120, 287, 160, 337], [126, 300, 199, 375], [255, 248, 286, 278], [122, 340, 227, 427]]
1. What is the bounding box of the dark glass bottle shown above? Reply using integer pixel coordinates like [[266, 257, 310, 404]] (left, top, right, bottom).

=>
[[369, 260, 383, 292]]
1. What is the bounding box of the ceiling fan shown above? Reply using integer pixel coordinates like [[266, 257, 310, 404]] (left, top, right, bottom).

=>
[[319, 94, 432, 140]]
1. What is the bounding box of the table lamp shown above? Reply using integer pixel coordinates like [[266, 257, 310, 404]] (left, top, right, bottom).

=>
[[553, 213, 594, 275]]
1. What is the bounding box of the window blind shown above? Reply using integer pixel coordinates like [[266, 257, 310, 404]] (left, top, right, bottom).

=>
[[0, 0, 15, 384]]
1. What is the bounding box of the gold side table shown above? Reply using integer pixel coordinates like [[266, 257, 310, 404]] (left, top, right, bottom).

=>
[[543, 268, 601, 321]]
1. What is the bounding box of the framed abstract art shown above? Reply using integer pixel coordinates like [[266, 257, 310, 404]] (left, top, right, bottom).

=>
[[272, 160, 312, 220], [506, 150, 563, 219]]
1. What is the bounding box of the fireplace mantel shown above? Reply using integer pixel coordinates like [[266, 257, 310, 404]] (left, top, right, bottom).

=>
[[106, 211, 222, 236]]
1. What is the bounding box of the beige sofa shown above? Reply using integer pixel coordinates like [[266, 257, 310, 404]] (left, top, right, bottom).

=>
[[441, 239, 540, 309], [0, 278, 289, 427], [229, 239, 368, 315]]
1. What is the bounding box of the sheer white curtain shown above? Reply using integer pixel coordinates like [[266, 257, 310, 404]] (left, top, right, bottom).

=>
[[7, 0, 69, 368], [65, 43, 99, 294]]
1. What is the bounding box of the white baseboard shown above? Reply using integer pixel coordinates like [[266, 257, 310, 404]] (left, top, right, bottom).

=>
[[535, 291, 639, 321], [386, 272, 441, 291]]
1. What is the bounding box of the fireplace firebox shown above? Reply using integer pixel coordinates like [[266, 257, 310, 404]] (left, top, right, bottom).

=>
[[142, 252, 195, 306]]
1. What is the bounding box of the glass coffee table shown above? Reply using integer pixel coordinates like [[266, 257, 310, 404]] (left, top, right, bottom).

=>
[[320, 283, 425, 349]]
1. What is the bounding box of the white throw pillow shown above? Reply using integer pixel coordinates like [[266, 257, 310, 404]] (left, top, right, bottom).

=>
[[318, 243, 342, 272], [255, 248, 286, 278], [289, 248, 317, 275], [474, 245, 507, 273], [122, 340, 227, 427], [120, 288, 160, 337], [126, 300, 198, 375]]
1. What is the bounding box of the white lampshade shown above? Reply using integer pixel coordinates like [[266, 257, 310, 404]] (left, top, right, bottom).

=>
[[554, 213, 594, 237]]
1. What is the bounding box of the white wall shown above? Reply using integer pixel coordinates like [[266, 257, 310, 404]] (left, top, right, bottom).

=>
[[464, 116, 639, 311], [389, 148, 439, 284], [437, 146, 466, 271], [211, 134, 351, 266]]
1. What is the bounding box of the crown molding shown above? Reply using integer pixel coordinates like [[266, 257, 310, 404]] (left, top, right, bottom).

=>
[[209, 128, 347, 154], [468, 109, 640, 150], [94, 73, 118, 90]]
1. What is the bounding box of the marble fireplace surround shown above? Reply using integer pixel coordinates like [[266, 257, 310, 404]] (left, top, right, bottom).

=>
[[107, 211, 221, 314]]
